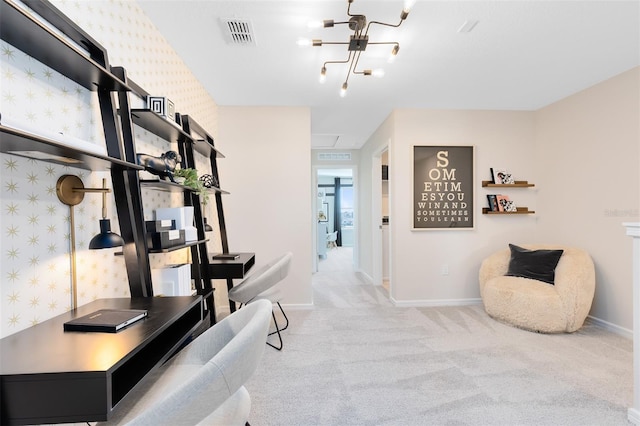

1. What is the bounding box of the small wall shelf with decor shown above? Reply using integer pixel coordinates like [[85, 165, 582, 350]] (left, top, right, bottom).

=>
[[482, 180, 535, 188], [482, 207, 535, 215], [482, 180, 535, 215]]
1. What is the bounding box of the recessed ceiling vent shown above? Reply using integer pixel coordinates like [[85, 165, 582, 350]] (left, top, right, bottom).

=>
[[318, 152, 352, 161], [221, 19, 256, 46]]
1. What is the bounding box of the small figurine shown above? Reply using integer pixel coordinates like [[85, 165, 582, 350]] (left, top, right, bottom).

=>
[[136, 151, 182, 182]]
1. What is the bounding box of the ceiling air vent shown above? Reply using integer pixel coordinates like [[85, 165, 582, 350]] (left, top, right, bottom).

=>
[[317, 152, 352, 161], [221, 19, 256, 46]]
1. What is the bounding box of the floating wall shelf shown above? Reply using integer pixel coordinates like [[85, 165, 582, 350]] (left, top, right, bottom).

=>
[[482, 180, 535, 188], [482, 207, 535, 215], [0, 125, 143, 171]]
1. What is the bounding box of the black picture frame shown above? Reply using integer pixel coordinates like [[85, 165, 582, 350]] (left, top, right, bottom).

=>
[[413, 145, 475, 230]]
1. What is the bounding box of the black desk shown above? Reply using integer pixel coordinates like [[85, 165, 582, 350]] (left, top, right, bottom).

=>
[[210, 252, 255, 312], [209, 252, 255, 279], [0, 296, 203, 425]]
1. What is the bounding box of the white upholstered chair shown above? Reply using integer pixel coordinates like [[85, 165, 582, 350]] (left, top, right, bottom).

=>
[[98, 299, 272, 426], [479, 244, 595, 333], [326, 231, 338, 249], [228, 252, 293, 351]]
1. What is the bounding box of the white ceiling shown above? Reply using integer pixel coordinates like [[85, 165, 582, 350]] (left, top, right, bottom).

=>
[[138, 0, 640, 149]]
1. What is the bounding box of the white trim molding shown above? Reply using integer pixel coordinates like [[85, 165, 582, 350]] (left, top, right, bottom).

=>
[[391, 297, 482, 308], [624, 222, 640, 425], [586, 315, 633, 339]]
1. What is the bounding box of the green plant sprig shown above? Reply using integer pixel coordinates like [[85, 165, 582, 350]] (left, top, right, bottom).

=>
[[174, 167, 209, 205]]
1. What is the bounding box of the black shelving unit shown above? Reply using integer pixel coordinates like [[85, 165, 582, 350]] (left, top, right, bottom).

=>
[[0, 0, 150, 297], [181, 115, 240, 313], [0, 0, 206, 423], [115, 77, 229, 324]]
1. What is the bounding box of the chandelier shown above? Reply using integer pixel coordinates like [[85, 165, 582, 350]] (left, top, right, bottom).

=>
[[299, 0, 415, 97]]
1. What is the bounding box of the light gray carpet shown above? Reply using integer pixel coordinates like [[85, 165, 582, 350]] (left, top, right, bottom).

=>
[[246, 248, 633, 425]]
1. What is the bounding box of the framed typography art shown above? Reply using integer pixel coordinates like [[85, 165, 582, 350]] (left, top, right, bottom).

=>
[[413, 145, 475, 230]]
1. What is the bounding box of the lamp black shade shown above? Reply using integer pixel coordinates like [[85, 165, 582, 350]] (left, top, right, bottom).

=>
[[204, 217, 213, 232], [89, 219, 124, 249]]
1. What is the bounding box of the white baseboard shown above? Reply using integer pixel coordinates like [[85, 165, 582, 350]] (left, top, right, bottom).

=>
[[586, 315, 632, 339], [629, 408, 640, 425], [391, 297, 483, 308]]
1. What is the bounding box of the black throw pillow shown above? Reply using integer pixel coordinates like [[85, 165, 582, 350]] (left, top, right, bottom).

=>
[[506, 244, 564, 285]]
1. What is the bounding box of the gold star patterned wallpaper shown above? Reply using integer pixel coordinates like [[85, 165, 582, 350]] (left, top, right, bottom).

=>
[[0, 0, 221, 338]]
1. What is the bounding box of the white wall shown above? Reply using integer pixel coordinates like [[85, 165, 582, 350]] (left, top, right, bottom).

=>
[[358, 68, 639, 330], [358, 114, 395, 282], [391, 110, 538, 304], [534, 67, 640, 330], [217, 106, 313, 308]]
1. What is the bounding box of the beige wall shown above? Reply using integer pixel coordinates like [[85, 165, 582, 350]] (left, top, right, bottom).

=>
[[218, 106, 313, 308], [358, 67, 639, 331], [535, 67, 640, 330], [391, 110, 538, 303], [358, 114, 395, 283]]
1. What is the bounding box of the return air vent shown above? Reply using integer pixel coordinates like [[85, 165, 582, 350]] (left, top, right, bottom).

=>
[[317, 152, 352, 161], [221, 19, 256, 45]]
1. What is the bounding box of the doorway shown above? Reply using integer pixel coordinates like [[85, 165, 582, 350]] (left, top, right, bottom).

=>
[[314, 167, 357, 273], [371, 145, 390, 290]]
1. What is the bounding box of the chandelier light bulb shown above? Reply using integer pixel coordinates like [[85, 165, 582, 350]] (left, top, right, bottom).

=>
[[372, 68, 385, 78], [307, 20, 323, 29], [319, 66, 327, 83], [340, 82, 348, 97], [388, 44, 400, 63], [296, 38, 312, 47], [403, 0, 416, 13]]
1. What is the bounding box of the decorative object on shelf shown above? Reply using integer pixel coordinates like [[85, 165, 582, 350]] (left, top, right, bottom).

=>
[[486, 194, 499, 212], [174, 167, 209, 205], [151, 264, 192, 296], [199, 173, 219, 189], [413, 145, 475, 230], [491, 167, 515, 184], [203, 217, 214, 232], [137, 150, 182, 182], [496, 195, 517, 212], [146, 95, 176, 122], [155, 207, 198, 242], [299, 0, 415, 97], [318, 202, 329, 222], [56, 175, 124, 309]]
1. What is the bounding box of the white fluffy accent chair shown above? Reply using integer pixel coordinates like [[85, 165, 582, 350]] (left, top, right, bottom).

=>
[[98, 299, 272, 426], [479, 244, 595, 333]]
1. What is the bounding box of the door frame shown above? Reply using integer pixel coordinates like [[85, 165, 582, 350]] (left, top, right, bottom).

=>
[[312, 165, 358, 273], [371, 144, 389, 287]]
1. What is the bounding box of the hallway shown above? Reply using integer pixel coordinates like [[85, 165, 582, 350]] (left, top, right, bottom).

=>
[[314, 246, 390, 308]]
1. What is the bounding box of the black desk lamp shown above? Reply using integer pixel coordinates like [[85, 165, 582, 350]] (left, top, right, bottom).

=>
[[56, 175, 123, 308]]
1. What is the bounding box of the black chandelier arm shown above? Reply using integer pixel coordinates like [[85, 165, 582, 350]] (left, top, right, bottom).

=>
[[367, 41, 400, 47], [364, 19, 404, 36], [347, 50, 363, 79], [319, 41, 350, 46], [324, 53, 353, 68], [347, 1, 355, 17]]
